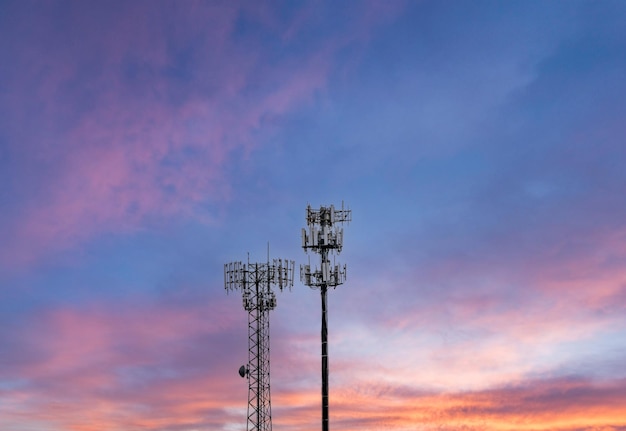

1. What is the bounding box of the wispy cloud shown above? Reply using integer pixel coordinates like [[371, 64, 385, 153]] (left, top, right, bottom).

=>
[[2, 1, 626, 430], [4, 293, 623, 431], [0, 295, 246, 431], [1, 1, 401, 268]]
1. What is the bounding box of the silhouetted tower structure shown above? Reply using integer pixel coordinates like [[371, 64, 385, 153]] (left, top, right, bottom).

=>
[[225, 253, 294, 431], [300, 203, 351, 431]]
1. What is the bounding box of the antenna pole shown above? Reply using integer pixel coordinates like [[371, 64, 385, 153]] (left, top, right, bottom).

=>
[[300, 203, 351, 431], [321, 283, 329, 431]]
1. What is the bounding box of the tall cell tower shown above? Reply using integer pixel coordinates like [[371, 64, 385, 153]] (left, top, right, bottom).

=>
[[300, 202, 351, 431], [224, 253, 295, 431]]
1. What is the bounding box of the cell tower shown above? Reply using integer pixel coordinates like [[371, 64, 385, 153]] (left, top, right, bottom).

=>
[[224, 253, 295, 431], [300, 202, 351, 431]]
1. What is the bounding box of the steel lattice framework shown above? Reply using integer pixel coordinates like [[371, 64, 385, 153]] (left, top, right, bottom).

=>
[[300, 202, 351, 431], [225, 256, 294, 431]]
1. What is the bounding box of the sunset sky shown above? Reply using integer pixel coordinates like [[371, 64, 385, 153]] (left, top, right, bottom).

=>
[[1, 1, 626, 430]]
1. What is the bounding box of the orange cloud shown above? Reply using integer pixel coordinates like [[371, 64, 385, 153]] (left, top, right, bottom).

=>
[[272, 377, 626, 431]]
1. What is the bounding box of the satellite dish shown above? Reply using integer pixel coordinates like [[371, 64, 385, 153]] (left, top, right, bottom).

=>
[[238, 365, 247, 378]]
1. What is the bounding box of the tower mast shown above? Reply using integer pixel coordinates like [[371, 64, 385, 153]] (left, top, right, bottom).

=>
[[300, 202, 351, 431]]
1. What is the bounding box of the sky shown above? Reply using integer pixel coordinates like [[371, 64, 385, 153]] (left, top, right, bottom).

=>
[[1, 0, 626, 430]]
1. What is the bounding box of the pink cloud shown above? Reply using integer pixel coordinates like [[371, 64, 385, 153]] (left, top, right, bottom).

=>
[[1, 1, 406, 269], [323, 221, 626, 395], [0, 296, 246, 431], [1, 294, 624, 431]]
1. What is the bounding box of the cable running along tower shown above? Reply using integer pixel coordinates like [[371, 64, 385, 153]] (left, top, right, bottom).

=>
[[224, 254, 294, 431], [300, 203, 351, 431]]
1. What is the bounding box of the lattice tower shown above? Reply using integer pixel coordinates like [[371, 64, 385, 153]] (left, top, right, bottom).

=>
[[225, 256, 294, 431]]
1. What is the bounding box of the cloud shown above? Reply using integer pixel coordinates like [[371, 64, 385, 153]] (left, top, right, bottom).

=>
[[0, 295, 247, 431], [0, 5, 286, 267], [270, 376, 626, 431], [318, 207, 626, 392], [3, 3, 625, 431], [13, 278, 602, 431], [0, 1, 409, 270]]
